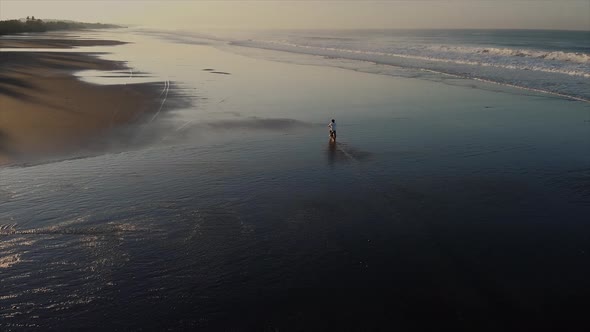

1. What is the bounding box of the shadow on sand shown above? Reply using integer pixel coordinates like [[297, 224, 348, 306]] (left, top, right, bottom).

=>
[[0, 73, 41, 101], [0, 129, 15, 160]]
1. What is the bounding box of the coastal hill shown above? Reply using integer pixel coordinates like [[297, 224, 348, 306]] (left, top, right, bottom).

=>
[[0, 17, 122, 35]]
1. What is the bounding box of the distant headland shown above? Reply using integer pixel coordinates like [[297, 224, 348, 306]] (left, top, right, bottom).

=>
[[0, 17, 123, 35]]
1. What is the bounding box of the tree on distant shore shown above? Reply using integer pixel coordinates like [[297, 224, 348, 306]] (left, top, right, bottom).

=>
[[0, 18, 122, 35]]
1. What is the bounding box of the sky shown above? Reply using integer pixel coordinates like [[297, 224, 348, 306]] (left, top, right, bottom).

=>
[[1, 0, 589, 31]]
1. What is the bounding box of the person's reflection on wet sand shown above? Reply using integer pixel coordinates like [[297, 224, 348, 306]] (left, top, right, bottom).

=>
[[327, 140, 337, 167]]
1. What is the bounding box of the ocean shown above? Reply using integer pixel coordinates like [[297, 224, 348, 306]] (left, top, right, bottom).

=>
[[230, 29, 590, 102], [1, 28, 589, 330]]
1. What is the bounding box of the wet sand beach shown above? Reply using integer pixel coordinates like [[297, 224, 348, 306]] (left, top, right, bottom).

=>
[[0, 37, 167, 165]]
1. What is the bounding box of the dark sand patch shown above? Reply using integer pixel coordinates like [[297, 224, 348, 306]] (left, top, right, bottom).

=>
[[0, 39, 185, 166], [0, 38, 126, 49]]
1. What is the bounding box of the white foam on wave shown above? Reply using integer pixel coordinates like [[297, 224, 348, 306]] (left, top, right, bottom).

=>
[[431, 45, 590, 64], [230, 39, 590, 102], [127, 29, 589, 101], [0, 253, 21, 268], [235, 40, 590, 79]]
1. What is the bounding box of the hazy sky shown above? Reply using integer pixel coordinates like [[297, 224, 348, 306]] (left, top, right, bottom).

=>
[[1, 1, 589, 31]]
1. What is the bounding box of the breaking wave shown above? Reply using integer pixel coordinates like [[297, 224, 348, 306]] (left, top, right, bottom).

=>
[[231, 37, 590, 102], [234, 40, 590, 79], [432, 45, 590, 64]]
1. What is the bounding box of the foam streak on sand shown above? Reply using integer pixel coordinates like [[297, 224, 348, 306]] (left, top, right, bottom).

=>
[[150, 79, 170, 123]]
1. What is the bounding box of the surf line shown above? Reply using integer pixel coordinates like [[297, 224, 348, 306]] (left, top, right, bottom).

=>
[[237, 41, 590, 104], [411, 67, 590, 103]]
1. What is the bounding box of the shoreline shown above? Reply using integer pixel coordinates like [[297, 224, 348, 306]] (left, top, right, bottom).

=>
[[0, 37, 172, 166]]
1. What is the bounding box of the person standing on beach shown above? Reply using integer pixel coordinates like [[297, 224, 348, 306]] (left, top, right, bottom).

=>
[[328, 119, 337, 141]]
